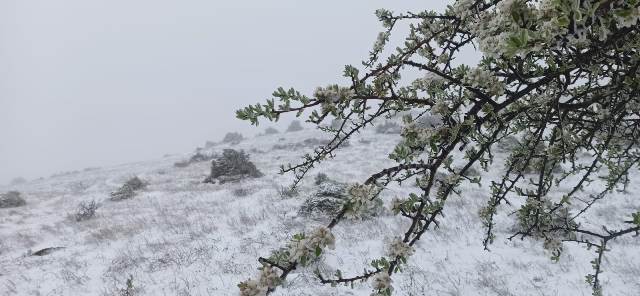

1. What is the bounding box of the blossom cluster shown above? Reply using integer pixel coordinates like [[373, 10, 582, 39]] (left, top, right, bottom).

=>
[[401, 121, 437, 149], [313, 85, 355, 104], [389, 197, 405, 215], [370, 272, 393, 294], [386, 237, 414, 259], [464, 67, 505, 97], [238, 266, 281, 296], [412, 72, 447, 91], [344, 183, 379, 219], [452, 0, 640, 58], [287, 227, 336, 263], [239, 227, 335, 295]]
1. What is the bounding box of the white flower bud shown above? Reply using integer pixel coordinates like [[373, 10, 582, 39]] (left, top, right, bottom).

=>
[[238, 279, 268, 296], [371, 272, 392, 291], [387, 237, 414, 259]]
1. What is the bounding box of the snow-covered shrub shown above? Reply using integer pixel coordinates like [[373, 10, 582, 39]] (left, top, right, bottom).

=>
[[298, 196, 343, 218], [462, 166, 481, 178], [299, 180, 348, 218], [110, 176, 146, 201], [325, 118, 343, 130], [0, 191, 26, 208], [173, 160, 190, 168], [232, 187, 251, 197], [203, 149, 263, 184], [74, 200, 98, 222], [358, 138, 372, 145], [375, 121, 402, 134], [9, 177, 27, 186], [278, 186, 298, 198], [495, 135, 521, 152], [285, 120, 303, 132], [222, 132, 244, 144], [264, 127, 279, 135], [314, 173, 329, 185], [174, 151, 216, 168], [236, 1, 640, 294], [299, 179, 383, 219], [414, 113, 443, 128], [272, 138, 348, 151], [204, 141, 216, 148], [118, 275, 137, 296]]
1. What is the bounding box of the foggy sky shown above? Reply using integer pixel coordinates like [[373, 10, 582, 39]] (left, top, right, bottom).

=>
[[0, 1, 452, 185]]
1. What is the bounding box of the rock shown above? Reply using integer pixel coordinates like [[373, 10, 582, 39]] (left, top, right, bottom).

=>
[[31, 247, 65, 256]]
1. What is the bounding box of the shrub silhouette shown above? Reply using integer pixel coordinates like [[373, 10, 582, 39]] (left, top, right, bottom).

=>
[[222, 132, 244, 144], [285, 120, 303, 132], [0, 191, 26, 208], [110, 176, 146, 201], [203, 149, 263, 184], [74, 200, 98, 222]]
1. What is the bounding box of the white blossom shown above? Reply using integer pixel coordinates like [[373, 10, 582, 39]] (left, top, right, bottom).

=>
[[307, 226, 336, 250], [387, 237, 414, 259], [451, 0, 474, 20], [287, 238, 310, 262], [390, 197, 404, 214], [465, 68, 505, 96], [431, 99, 450, 116], [238, 279, 268, 296], [373, 31, 390, 52], [287, 227, 336, 262], [258, 266, 281, 289], [371, 272, 393, 291], [314, 85, 355, 103], [413, 72, 446, 90], [444, 173, 461, 186]]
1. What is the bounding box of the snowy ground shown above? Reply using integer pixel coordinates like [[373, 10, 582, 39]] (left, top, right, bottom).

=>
[[1, 128, 639, 296]]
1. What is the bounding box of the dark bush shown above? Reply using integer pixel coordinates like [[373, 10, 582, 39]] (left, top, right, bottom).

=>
[[173, 161, 190, 168], [264, 127, 279, 135], [174, 151, 216, 168], [74, 200, 98, 222], [0, 191, 26, 208], [222, 132, 244, 144], [278, 186, 299, 198], [298, 196, 343, 218], [110, 176, 146, 201], [232, 187, 252, 197], [9, 177, 27, 186], [272, 138, 342, 150], [375, 121, 402, 134], [315, 181, 348, 199], [299, 181, 383, 219], [328, 118, 343, 130], [286, 120, 304, 132], [415, 114, 443, 128], [314, 173, 329, 185], [203, 149, 263, 184], [358, 138, 372, 145], [495, 135, 521, 153]]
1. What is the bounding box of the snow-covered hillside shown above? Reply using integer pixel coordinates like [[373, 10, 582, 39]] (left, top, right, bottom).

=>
[[1, 128, 639, 296]]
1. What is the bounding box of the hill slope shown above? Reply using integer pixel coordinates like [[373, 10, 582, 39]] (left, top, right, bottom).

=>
[[1, 128, 639, 295]]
